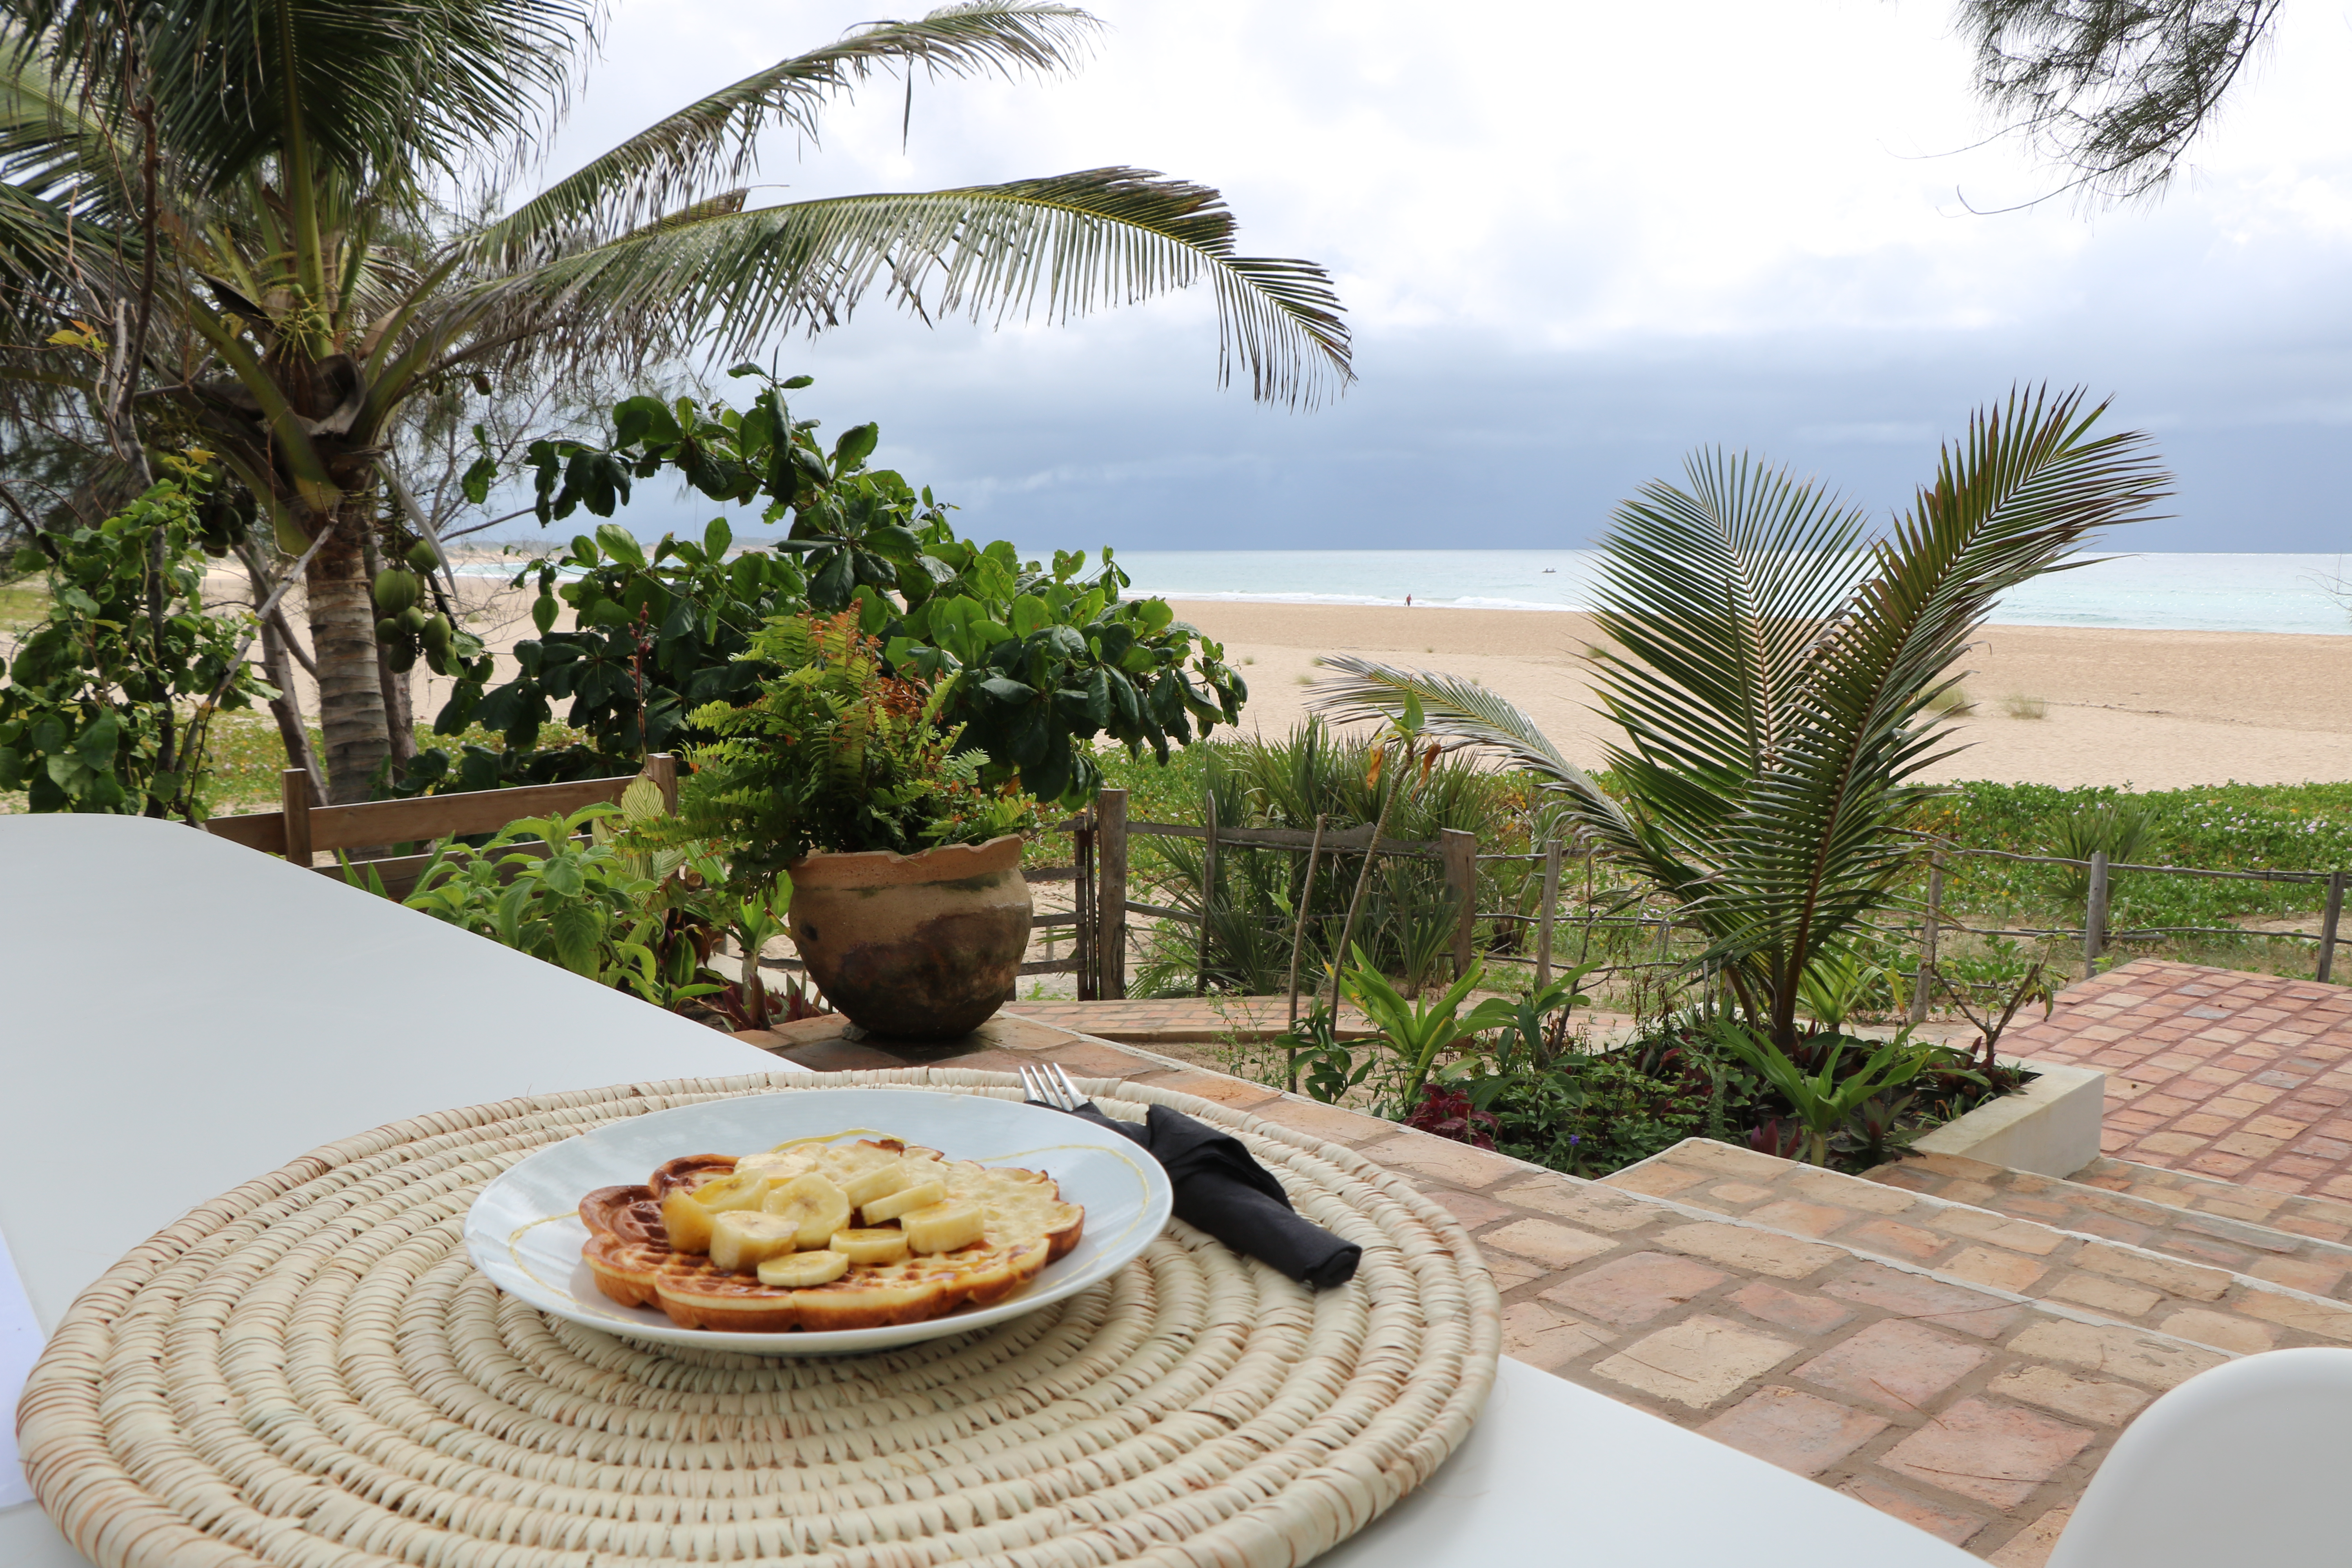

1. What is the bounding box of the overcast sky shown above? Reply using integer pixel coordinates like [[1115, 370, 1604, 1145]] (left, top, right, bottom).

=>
[[514, 0, 2352, 553]]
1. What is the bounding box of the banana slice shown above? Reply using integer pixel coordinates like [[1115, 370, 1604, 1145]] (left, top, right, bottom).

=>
[[660, 1188, 717, 1254], [710, 1211, 801, 1275], [828, 1227, 911, 1265], [860, 1179, 947, 1226], [733, 1150, 815, 1180], [757, 1249, 851, 1288], [690, 1171, 774, 1212], [841, 1161, 914, 1209], [901, 1200, 986, 1255], [761, 1173, 851, 1249]]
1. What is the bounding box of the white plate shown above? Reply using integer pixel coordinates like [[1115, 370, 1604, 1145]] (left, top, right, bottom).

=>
[[463, 1087, 1172, 1355]]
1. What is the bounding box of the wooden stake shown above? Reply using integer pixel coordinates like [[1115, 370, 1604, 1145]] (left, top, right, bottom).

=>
[[1910, 857, 1943, 1025], [1535, 837, 1562, 987], [1441, 828, 1477, 981], [2320, 869, 2345, 984], [1097, 788, 1129, 1000], [2085, 850, 2109, 980], [1195, 792, 1219, 996], [280, 768, 313, 868]]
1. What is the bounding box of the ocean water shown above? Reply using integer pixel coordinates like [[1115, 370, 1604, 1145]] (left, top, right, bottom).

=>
[[1106, 550, 2352, 637], [462, 545, 2352, 637]]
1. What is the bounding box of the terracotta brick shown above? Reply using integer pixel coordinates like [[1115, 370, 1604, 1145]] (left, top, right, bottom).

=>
[[1480, 1218, 1619, 1271], [2170, 1112, 2239, 1136], [1986, 1506, 2074, 1568], [1791, 1168, 1916, 1214], [2134, 1131, 2214, 1158], [2006, 1319, 2227, 1390], [1499, 1300, 1613, 1370], [1359, 1131, 1529, 1188], [1249, 1097, 1391, 1147], [1987, 1365, 2153, 1426], [1541, 1251, 1729, 1327], [2236, 1289, 2352, 1342], [1038, 1041, 1164, 1080], [2213, 1131, 2288, 1160], [1699, 1387, 1887, 1477], [1842, 1217, 1952, 1262], [2045, 1271, 2165, 1318], [1592, 1314, 1801, 1408], [1128, 1067, 1280, 1109], [1602, 1161, 1706, 1198], [1927, 1206, 2065, 1257], [1743, 1199, 1855, 1238], [2181, 1152, 2256, 1179], [1878, 1397, 2094, 1508], [2246, 1257, 2349, 1295], [1726, 1280, 1857, 1336], [1671, 1138, 1806, 1178], [2156, 1307, 2278, 1354], [2073, 1241, 2233, 1301], [1795, 1319, 1988, 1410], [1657, 1222, 1844, 1281], [1837, 1479, 1988, 1546], [1820, 1262, 2022, 1338], [1704, 1181, 1778, 1205], [1940, 1246, 2051, 1294], [1492, 1181, 1662, 1234]]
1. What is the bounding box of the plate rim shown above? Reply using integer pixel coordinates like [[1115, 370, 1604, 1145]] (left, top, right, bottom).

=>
[[462, 1085, 1174, 1356]]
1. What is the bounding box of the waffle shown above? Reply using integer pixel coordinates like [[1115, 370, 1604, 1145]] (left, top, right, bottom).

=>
[[579, 1138, 1085, 1333]]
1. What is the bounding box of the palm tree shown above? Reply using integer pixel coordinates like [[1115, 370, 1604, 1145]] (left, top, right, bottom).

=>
[[1309, 388, 2167, 1051], [0, 1, 1351, 800]]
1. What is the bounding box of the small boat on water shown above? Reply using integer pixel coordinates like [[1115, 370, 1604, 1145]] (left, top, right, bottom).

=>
[[1541, 568, 1555, 573]]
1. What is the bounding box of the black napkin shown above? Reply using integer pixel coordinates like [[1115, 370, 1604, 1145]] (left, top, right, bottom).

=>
[[1045, 1100, 1361, 1290]]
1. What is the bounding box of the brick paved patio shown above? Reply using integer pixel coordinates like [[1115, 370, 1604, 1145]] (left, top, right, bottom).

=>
[[729, 1002, 2339, 1565], [2001, 957, 2352, 1196]]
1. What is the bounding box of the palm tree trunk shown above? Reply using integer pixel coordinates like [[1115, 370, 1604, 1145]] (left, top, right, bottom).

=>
[[359, 526, 416, 781], [304, 505, 390, 802]]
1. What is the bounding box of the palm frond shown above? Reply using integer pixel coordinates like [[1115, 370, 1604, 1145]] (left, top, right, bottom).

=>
[[473, 3, 1102, 261], [11, 0, 592, 195], [1711, 386, 2169, 1033], [458, 168, 1352, 405]]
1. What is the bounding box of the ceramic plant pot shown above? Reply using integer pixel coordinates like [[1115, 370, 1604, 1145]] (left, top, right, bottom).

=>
[[785, 835, 1032, 1040]]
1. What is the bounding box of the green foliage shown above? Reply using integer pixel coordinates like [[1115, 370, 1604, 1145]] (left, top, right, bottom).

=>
[[1127, 720, 1524, 997], [1795, 947, 1903, 1031], [397, 791, 726, 1009], [1342, 948, 1521, 1116], [431, 375, 1244, 805], [673, 611, 1032, 878], [1310, 389, 2169, 1047], [1711, 1022, 1939, 1167], [0, 474, 270, 815]]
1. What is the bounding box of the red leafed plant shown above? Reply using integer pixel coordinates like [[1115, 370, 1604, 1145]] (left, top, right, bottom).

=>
[[1408, 1085, 1498, 1149]]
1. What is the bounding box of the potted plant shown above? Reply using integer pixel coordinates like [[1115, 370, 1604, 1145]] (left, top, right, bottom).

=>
[[677, 611, 1035, 1040]]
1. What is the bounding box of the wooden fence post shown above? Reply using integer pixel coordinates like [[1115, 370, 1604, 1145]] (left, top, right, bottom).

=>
[[2320, 869, 2346, 984], [1910, 857, 1943, 1025], [1097, 788, 1129, 1000], [1195, 793, 1219, 996], [281, 769, 313, 867], [639, 752, 678, 815], [1441, 828, 1477, 981], [2085, 850, 2109, 980], [1535, 837, 1563, 988], [1074, 811, 1096, 1001]]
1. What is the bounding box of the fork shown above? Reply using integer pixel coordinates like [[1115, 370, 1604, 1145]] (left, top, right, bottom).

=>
[[1020, 1063, 1094, 1113]]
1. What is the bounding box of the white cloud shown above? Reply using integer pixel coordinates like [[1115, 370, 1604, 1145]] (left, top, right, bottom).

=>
[[497, 0, 2352, 552]]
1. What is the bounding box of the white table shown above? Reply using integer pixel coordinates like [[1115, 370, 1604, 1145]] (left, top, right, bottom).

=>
[[1, 816, 1975, 1567]]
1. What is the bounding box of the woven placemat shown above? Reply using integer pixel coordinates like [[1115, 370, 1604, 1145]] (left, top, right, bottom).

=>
[[20, 1068, 1500, 1568]]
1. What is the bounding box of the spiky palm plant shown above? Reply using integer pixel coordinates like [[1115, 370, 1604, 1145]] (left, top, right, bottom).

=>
[[1310, 388, 2167, 1050], [0, 1, 1350, 800]]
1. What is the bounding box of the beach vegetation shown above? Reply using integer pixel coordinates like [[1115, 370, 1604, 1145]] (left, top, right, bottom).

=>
[[1309, 387, 2170, 1051], [2003, 692, 2048, 719], [0, 0, 1349, 808], [0, 468, 275, 817]]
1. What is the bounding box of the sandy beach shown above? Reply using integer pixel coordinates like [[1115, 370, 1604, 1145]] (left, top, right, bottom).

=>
[[188, 561, 2352, 791], [1168, 601, 2352, 791]]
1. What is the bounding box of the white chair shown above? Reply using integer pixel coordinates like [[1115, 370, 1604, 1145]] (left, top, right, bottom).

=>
[[2049, 1347, 2352, 1568]]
